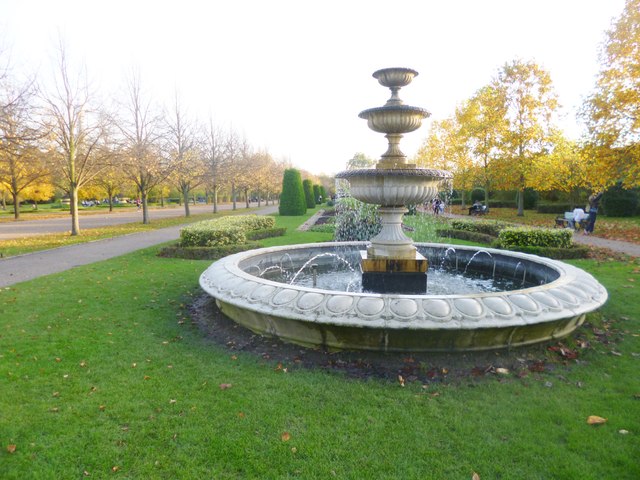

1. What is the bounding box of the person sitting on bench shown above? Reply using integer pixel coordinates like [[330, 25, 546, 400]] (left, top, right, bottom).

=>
[[568, 207, 586, 230], [469, 200, 484, 215]]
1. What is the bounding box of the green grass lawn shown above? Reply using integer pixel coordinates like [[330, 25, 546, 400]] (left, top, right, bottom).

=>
[[0, 211, 639, 478]]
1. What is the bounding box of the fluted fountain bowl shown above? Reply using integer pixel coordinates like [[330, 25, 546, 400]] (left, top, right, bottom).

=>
[[359, 105, 430, 134], [199, 242, 609, 352], [373, 67, 419, 88], [336, 168, 451, 206]]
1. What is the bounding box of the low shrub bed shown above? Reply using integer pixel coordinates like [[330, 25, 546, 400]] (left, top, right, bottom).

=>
[[496, 227, 573, 249], [537, 203, 572, 214], [500, 244, 590, 259], [436, 229, 495, 244], [180, 215, 276, 247], [158, 241, 263, 260], [246, 227, 287, 241], [450, 219, 513, 237]]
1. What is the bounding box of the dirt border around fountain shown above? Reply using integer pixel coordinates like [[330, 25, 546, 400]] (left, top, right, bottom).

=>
[[188, 293, 619, 385]]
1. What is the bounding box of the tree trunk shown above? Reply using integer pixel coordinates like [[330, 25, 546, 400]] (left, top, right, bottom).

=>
[[212, 185, 218, 214], [182, 186, 191, 217], [461, 190, 466, 209], [108, 195, 114, 213], [142, 192, 150, 224], [12, 192, 20, 220], [232, 182, 237, 210], [70, 187, 80, 235], [517, 187, 525, 216], [245, 188, 250, 208]]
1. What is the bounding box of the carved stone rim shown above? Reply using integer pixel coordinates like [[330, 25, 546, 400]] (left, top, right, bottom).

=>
[[358, 105, 430, 120], [336, 168, 452, 179], [199, 242, 609, 333], [373, 67, 419, 76]]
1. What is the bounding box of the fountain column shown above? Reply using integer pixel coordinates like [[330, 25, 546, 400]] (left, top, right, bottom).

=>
[[336, 68, 451, 294]]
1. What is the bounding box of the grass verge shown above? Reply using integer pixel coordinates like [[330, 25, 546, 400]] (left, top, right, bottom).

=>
[[0, 207, 269, 258], [0, 211, 639, 478]]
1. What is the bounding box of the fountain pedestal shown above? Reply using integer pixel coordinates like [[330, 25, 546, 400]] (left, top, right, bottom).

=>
[[337, 67, 449, 294]]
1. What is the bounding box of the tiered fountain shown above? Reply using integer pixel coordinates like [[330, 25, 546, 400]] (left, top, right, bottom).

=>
[[199, 68, 608, 352], [336, 68, 451, 293]]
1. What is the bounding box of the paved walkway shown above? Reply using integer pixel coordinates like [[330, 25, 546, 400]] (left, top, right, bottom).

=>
[[1, 206, 638, 289], [0, 205, 278, 288]]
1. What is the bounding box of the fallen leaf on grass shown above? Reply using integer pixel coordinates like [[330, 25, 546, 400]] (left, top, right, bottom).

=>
[[7, 444, 16, 453], [619, 429, 629, 435], [398, 375, 405, 387], [495, 368, 510, 375], [587, 415, 607, 425], [281, 432, 291, 442], [219, 383, 232, 390], [472, 472, 480, 480]]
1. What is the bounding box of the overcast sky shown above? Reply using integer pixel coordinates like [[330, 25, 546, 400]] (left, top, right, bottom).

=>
[[1, 0, 627, 175]]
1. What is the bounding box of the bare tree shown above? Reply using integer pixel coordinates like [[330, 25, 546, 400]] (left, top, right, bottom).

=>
[[116, 72, 172, 224], [43, 42, 107, 234], [0, 73, 50, 219], [202, 116, 225, 213], [165, 92, 204, 217]]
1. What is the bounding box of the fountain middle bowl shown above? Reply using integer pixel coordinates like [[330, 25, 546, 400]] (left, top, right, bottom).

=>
[[336, 168, 451, 206], [199, 242, 608, 352], [358, 105, 430, 134]]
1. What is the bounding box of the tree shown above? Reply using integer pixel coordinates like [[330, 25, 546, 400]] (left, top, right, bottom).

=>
[[415, 116, 474, 207], [492, 60, 559, 215], [202, 117, 225, 213], [582, 0, 640, 188], [116, 72, 172, 224], [346, 152, 376, 170], [302, 179, 315, 208], [278, 168, 306, 215], [528, 132, 591, 206], [44, 42, 107, 234], [457, 85, 508, 205], [166, 93, 203, 217], [0, 74, 50, 219]]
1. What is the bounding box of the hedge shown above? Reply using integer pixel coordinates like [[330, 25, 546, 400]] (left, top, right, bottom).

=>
[[245, 227, 287, 241], [303, 179, 316, 209], [536, 203, 572, 214], [158, 242, 263, 260], [496, 227, 573, 249], [180, 215, 276, 247], [450, 219, 512, 237], [500, 244, 590, 260], [436, 229, 495, 244], [279, 169, 307, 216]]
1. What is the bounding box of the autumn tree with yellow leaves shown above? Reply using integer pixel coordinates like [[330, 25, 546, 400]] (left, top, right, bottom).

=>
[[582, 0, 640, 189]]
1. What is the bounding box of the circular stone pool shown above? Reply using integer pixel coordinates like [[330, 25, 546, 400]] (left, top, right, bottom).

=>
[[199, 242, 608, 352]]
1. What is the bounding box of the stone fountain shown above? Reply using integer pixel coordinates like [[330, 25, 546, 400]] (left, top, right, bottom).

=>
[[336, 67, 451, 293], [198, 68, 608, 352]]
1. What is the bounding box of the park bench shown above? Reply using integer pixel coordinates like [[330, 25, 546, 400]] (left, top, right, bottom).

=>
[[554, 211, 589, 230], [469, 204, 489, 216]]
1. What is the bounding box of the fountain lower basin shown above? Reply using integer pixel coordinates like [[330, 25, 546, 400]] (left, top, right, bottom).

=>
[[199, 242, 608, 352]]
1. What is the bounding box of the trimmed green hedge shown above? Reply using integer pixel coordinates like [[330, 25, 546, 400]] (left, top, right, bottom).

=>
[[497, 227, 573, 249], [450, 219, 513, 237], [436, 229, 495, 244], [158, 242, 263, 260], [500, 244, 590, 259], [180, 215, 276, 247], [246, 227, 287, 241], [279, 169, 307, 216], [303, 179, 316, 209], [537, 203, 572, 214]]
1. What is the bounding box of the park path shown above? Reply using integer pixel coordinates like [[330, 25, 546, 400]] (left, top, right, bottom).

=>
[[443, 211, 640, 258], [0, 205, 278, 288], [0, 202, 251, 240], [2, 206, 638, 289]]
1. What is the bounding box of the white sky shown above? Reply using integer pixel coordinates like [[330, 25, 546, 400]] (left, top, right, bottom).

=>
[[1, 0, 626, 175]]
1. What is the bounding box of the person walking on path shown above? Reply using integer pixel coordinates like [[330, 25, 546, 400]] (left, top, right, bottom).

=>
[[584, 192, 603, 235]]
